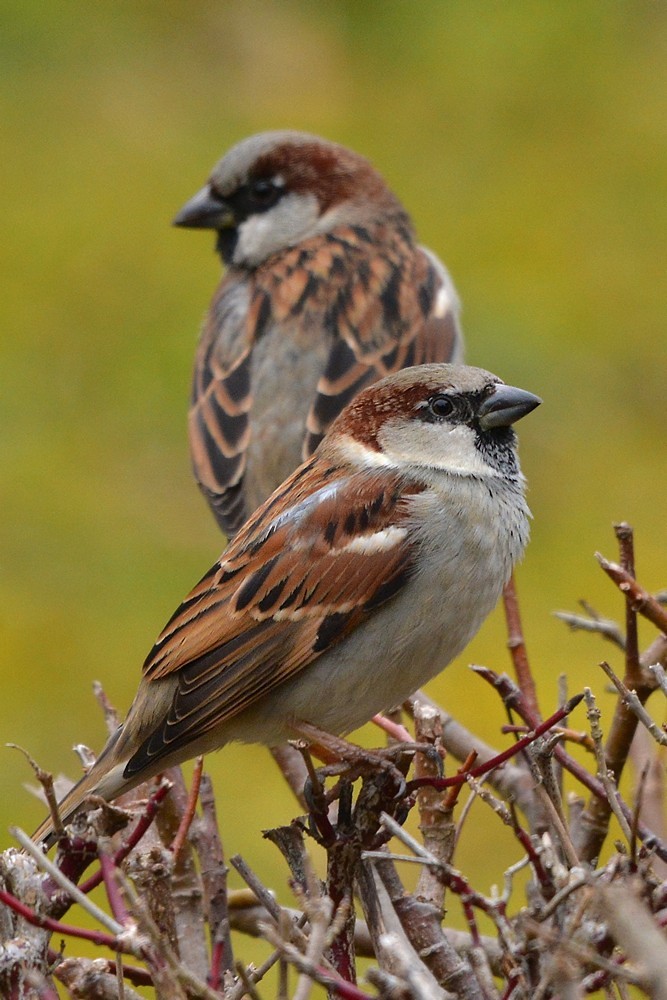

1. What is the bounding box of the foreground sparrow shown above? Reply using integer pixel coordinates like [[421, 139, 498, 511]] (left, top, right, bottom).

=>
[[174, 130, 464, 536], [33, 363, 539, 846]]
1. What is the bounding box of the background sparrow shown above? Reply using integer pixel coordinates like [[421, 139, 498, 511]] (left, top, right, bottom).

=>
[[33, 363, 539, 846], [174, 130, 464, 536]]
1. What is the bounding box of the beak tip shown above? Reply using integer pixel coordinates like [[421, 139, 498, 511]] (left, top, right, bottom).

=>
[[479, 386, 542, 430], [172, 185, 232, 230], [172, 209, 189, 228]]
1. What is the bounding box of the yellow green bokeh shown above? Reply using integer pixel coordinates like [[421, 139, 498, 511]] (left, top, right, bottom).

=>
[[2, 2, 666, 991]]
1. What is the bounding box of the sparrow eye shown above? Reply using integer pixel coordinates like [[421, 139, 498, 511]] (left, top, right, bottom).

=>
[[248, 177, 282, 209], [428, 394, 455, 418]]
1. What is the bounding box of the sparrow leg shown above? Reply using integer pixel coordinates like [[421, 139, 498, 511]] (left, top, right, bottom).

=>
[[290, 720, 442, 773], [290, 721, 444, 804]]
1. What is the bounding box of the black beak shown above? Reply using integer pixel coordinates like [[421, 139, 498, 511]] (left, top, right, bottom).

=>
[[478, 384, 541, 430], [173, 185, 234, 230]]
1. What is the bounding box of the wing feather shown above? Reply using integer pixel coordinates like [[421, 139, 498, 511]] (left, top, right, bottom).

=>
[[189, 276, 255, 536], [304, 241, 463, 456], [137, 465, 422, 766]]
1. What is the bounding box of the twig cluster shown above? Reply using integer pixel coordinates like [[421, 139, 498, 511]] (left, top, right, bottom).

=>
[[1, 522, 667, 998]]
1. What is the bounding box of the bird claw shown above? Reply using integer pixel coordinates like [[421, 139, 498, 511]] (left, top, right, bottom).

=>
[[302, 771, 325, 814]]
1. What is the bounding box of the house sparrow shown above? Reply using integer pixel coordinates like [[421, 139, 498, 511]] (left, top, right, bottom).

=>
[[174, 130, 464, 536], [33, 363, 539, 846]]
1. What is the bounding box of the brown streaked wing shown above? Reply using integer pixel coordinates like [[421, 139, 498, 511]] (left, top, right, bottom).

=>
[[304, 243, 460, 457], [137, 468, 421, 763], [189, 274, 265, 536]]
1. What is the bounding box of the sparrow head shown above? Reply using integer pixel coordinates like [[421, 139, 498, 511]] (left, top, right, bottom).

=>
[[173, 130, 408, 268], [329, 363, 541, 481]]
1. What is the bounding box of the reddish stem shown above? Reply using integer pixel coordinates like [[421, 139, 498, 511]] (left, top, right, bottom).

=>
[[314, 968, 374, 999], [407, 695, 583, 793], [444, 749, 477, 810], [596, 552, 667, 635], [99, 850, 129, 925], [208, 938, 225, 991], [479, 669, 667, 861], [171, 756, 204, 859], [502, 574, 541, 719], [371, 713, 412, 743], [511, 819, 554, 897], [0, 888, 138, 955], [615, 523, 641, 685]]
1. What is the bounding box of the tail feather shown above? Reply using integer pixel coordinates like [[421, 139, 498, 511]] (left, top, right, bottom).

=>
[[31, 729, 130, 849]]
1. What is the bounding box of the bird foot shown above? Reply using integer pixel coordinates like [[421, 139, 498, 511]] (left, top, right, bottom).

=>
[[290, 721, 441, 814]]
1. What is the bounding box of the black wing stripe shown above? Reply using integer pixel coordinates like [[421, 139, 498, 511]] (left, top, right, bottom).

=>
[[125, 631, 286, 776], [193, 412, 245, 488], [205, 393, 249, 453], [207, 482, 247, 537]]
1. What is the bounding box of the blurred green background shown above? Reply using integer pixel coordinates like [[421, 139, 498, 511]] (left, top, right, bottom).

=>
[[2, 0, 666, 985]]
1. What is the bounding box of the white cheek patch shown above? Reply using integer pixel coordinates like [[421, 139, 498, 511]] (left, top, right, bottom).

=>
[[235, 214, 273, 264], [234, 192, 320, 266], [432, 425, 500, 477], [338, 435, 398, 468], [340, 525, 408, 555], [378, 421, 499, 478]]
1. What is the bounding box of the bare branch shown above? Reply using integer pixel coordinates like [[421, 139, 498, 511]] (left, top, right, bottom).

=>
[[600, 660, 667, 747], [553, 608, 625, 650], [502, 573, 541, 718], [596, 551, 667, 636]]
